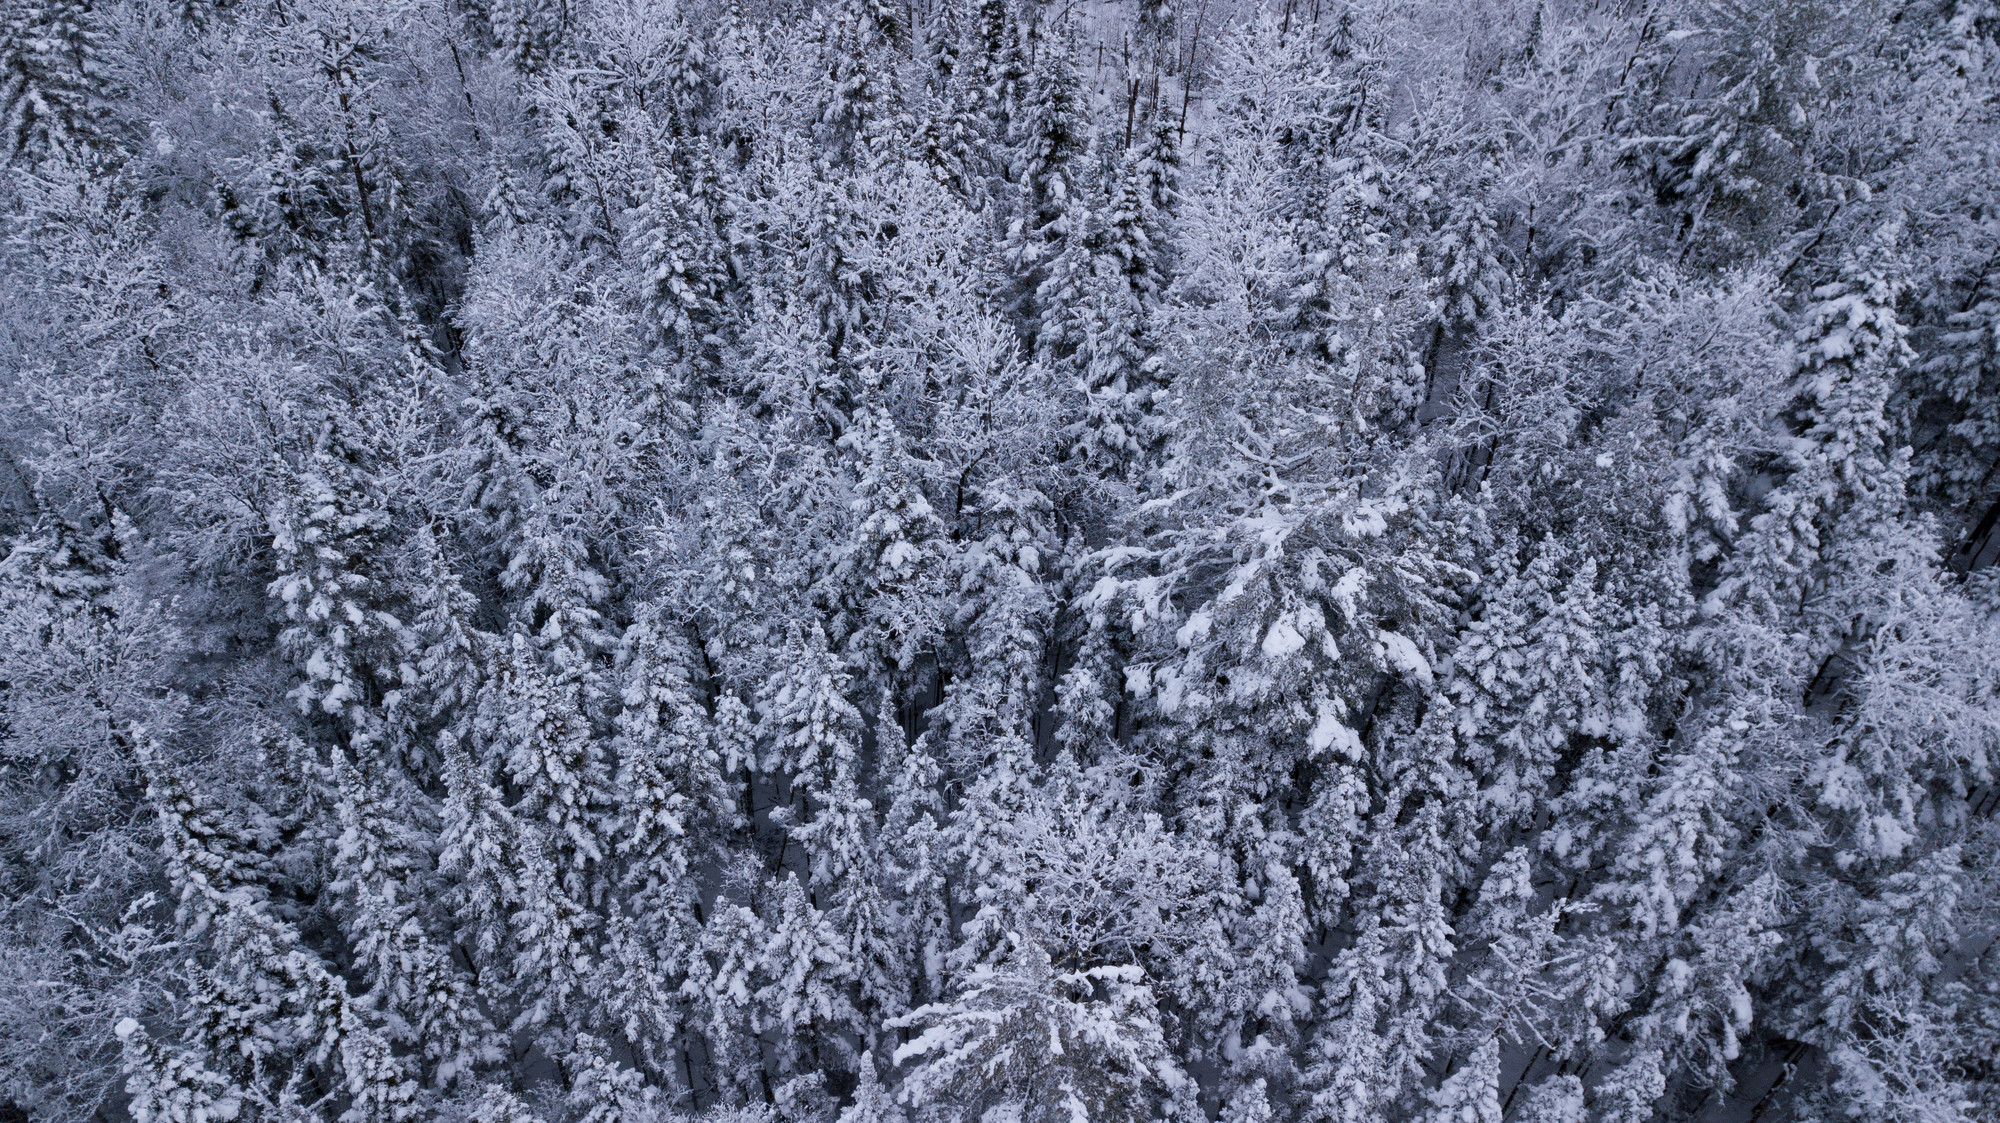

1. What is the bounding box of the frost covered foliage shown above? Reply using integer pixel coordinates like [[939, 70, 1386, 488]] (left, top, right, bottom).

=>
[[3, 0, 2000, 1121]]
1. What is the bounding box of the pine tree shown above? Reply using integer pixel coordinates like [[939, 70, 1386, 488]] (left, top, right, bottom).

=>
[[1592, 1049, 1665, 1123], [838, 1051, 907, 1123], [1301, 923, 1396, 1123], [267, 449, 408, 750], [482, 630, 612, 897], [628, 134, 730, 365], [486, 0, 566, 73], [1723, 230, 1914, 659], [141, 741, 424, 1121], [1222, 1079, 1276, 1123], [509, 842, 596, 1033], [758, 872, 857, 1077], [561, 1033, 654, 1123], [889, 939, 1185, 1123], [1003, 17, 1086, 321], [114, 1019, 244, 1123], [879, 704, 950, 1006], [1514, 1075, 1585, 1123], [0, 0, 113, 161], [1618, 0, 1849, 260], [761, 622, 870, 889], [438, 730, 523, 968], [684, 900, 768, 1104], [909, 6, 990, 200], [612, 606, 730, 897], [331, 756, 501, 1087], [833, 403, 946, 669], [1423, 1038, 1502, 1123], [815, 0, 903, 166], [968, 0, 1026, 135], [403, 526, 487, 727], [1070, 148, 1173, 478]]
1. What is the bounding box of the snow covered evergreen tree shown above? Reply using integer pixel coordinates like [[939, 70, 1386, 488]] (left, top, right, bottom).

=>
[[3, 0, 1998, 1120]]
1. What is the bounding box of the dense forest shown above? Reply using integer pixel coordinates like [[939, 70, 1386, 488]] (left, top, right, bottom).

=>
[[2, 0, 1998, 1120]]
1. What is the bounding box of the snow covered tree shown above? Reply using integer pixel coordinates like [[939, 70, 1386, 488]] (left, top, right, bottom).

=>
[[612, 604, 731, 897], [331, 755, 501, 1086], [485, 633, 607, 891], [114, 1019, 243, 1123], [0, 0, 114, 162], [813, 0, 903, 166], [758, 872, 857, 1078], [1002, 15, 1087, 321], [1424, 1039, 1502, 1123], [266, 447, 408, 753], [628, 135, 731, 367], [760, 622, 870, 889], [889, 939, 1187, 1123]]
